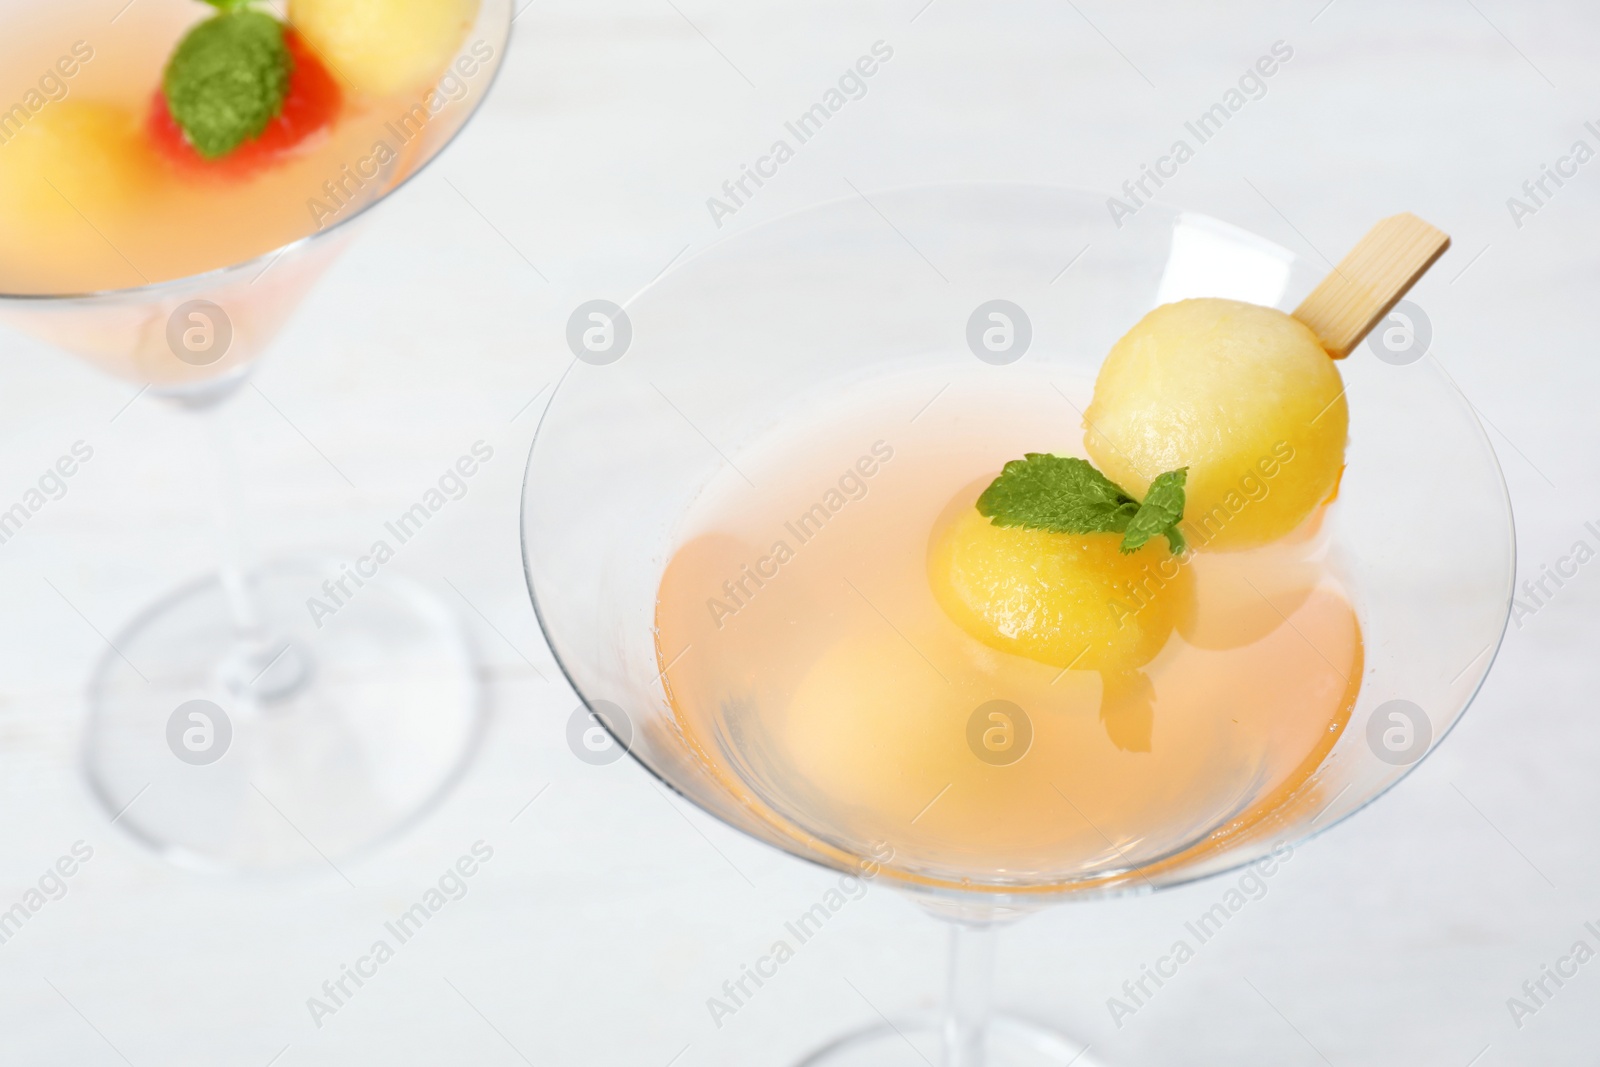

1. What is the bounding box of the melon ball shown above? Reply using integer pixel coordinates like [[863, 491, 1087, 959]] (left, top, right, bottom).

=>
[[929, 505, 1191, 674], [0, 101, 150, 221], [783, 625, 978, 825], [290, 0, 479, 97], [1083, 298, 1347, 551], [0, 101, 152, 288]]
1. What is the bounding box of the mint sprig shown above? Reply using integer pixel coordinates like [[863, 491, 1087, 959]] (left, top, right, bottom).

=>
[[975, 454, 1137, 535], [1120, 468, 1188, 554], [163, 6, 291, 160], [976, 454, 1188, 554]]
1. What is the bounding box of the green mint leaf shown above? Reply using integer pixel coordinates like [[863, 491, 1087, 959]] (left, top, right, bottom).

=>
[[163, 8, 290, 160], [975, 454, 1139, 535], [1120, 467, 1187, 555], [975, 454, 1189, 556], [1160, 522, 1186, 556]]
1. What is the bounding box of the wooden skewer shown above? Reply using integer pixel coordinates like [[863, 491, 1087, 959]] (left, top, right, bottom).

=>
[[1291, 213, 1451, 358]]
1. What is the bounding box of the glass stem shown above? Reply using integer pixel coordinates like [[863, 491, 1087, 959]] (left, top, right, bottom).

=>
[[199, 404, 261, 637], [942, 920, 998, 1067], [187, 395, 313, 708]]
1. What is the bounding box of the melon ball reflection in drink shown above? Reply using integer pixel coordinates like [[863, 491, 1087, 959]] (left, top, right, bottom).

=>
[[929, 505, 1192, 674], [1083, 298, 1348, 551]]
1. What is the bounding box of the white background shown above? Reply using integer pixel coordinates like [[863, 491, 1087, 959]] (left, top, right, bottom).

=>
[[0, 0, 1594, 1063]]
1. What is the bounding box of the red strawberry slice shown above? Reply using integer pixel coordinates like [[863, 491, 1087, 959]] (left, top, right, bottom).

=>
[[149, 28, 341, 178]]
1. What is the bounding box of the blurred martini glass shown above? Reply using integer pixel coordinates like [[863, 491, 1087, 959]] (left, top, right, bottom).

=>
[[0, 0, 512, 871]]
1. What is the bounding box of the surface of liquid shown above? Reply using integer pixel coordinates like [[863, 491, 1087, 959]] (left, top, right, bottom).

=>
[[655, 366, 1361, 888]]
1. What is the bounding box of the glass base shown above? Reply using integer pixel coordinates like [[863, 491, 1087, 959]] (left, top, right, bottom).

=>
[[82, 558, 481, 873], [793, 1014, 1102, 1067]]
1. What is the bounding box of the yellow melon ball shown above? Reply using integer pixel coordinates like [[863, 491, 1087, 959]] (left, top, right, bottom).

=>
[[783, 626, 979, 825], [0, 101, 154, 292], [0, 101, 149, 235], [929, 505, 1191, 673], [290, 0, 480, 97], [1083, 298, 1347, 551]]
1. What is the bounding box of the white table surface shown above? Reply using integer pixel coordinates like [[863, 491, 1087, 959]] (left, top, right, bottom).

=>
[[1, 0, 1595, 1063]]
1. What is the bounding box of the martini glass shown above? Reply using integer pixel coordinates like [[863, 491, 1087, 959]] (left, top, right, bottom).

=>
[[0, 0, 513, 871], [521, 183, 1514, 1064]]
